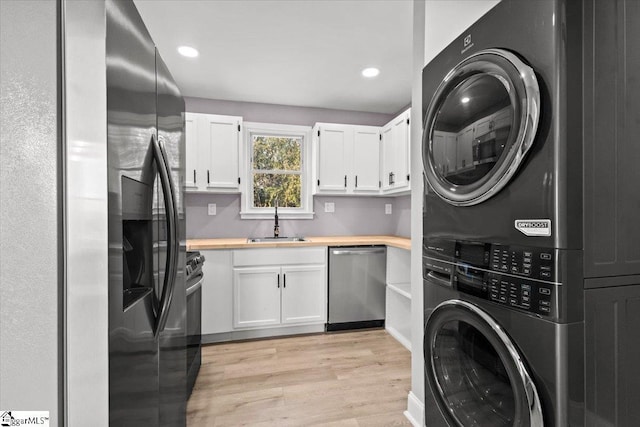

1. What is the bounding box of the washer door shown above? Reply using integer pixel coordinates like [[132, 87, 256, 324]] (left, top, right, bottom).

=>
[[423, 49, 540, 206], [424, 300, 543, 427]]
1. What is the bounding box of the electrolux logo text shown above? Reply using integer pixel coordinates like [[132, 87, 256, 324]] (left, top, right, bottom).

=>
[[0, 411, 49, 427]]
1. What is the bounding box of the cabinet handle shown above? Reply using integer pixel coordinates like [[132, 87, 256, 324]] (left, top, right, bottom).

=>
[[355, 175, 358, 188], [283, 273, 286, 288], [277, 273, 280, 288], [344, 175, 347, 188], [207, 170, 210, 184], [193, 170, 196, 184]]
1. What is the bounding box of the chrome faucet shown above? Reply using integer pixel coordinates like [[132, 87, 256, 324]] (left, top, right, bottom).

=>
[[273, 200, 280, 238]]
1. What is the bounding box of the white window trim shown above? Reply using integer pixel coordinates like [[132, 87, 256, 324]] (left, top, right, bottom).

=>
[[240, 122, 314, 219]]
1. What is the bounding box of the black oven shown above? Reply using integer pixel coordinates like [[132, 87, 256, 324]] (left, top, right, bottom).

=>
[[186, 251, 205, 397]]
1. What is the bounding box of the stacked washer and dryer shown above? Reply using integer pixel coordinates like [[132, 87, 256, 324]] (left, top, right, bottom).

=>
[[421, 1, 640, 426]]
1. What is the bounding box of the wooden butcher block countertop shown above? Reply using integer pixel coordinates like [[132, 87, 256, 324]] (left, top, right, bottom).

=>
[[187, 235, 411, 251]]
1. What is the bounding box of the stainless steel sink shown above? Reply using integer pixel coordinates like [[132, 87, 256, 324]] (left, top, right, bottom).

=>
[[247, 236, 306, 243]]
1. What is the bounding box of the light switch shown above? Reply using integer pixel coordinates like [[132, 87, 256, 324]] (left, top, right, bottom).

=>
[[385, 204, 392, 215], [324, 202, 335, 213], [208, 203, 217, 216]]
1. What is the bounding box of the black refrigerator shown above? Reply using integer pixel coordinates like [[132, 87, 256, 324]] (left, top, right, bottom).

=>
[[106, 1, 186, 425]]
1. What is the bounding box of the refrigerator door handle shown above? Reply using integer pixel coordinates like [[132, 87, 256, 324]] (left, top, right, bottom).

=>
[[152, 135, 179, 339]]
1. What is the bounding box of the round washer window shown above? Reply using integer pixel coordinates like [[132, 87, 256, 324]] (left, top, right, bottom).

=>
[[424, 300, 544, 427], [422, 49, 540, 206]]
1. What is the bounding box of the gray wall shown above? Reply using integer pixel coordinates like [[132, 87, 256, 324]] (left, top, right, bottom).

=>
[[186, 96, 395, 127], [185, 98, 411, 239], [0, 0, 61, 424], [186, 194, 410, 239]]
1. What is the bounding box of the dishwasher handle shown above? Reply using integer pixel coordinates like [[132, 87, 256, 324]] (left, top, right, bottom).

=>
[[331, 248, 386, 255]]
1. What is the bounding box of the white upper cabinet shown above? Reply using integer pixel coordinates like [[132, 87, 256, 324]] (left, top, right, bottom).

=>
[[352, 127, 381, 193], [315, 124, 349, 193], [185, 112, 242, 193], [314, 123, 380, 195], [381, 109, 411, 194], [185, 114, 199, 190]]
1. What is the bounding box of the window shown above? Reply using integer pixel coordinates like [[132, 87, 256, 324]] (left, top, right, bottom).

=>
[[252, 135, 302, 208], [241, 123, 313, 219]]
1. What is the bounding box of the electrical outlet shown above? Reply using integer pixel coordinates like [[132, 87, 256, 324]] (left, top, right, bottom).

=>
[[208, 203, 217, 216], [385, 204, 392, 215], [324, 202, 335, 213]]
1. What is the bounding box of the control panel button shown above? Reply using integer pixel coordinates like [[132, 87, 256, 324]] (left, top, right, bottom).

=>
[[539, 300, 550, 307], [539, 306, 551, 313], [540, 253, 552, 260], [539, 287, 551, 295], [540, 271, 552, 279]]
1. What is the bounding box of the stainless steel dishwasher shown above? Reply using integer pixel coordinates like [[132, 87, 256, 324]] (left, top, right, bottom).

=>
[[327, 246, 387, 331]]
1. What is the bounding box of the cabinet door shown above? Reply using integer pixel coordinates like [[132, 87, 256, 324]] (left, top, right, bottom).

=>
[[585, 284, 640, 426], [473, 117, 493, 138], [281, 265, 326, 324], [233, 267, 281, 328], [317, 125, 349, 192], [352, 127, 380, 193], [201, 250, 233, 335], [381, 110, 411, 193], [185, 113, 200, 190], [493, 107, 512, 130], [380, 124, 395, 191], [391, 112, 410, 189], [203, 115, 241, 191], [456, 127, 474, 171]]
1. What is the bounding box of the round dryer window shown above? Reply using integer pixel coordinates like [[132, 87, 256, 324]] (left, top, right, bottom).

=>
[[423, 49, 540, 206], [424, 300, 544, 427]]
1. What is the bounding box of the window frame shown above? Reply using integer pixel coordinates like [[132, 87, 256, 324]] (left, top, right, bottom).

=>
[[240, 122, 314, 219]]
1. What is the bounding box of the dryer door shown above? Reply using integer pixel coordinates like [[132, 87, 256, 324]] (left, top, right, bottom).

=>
[[423, 49, 540, 206], [424, 299, 543, 427]]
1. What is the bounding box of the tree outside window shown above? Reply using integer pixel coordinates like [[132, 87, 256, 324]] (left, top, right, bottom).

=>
[[251, 135, 302, 208]]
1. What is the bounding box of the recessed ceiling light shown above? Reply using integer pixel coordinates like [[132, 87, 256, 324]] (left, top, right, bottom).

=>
[[178, 46, 199, 58], [362, 67, 380, 78], [461, 97, 470, 104]]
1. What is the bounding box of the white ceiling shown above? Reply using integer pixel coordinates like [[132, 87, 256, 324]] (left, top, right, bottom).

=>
[[134, 0, 413, 114]]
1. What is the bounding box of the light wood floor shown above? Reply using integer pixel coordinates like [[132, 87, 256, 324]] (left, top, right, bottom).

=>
[[187, 329, 413, 427]]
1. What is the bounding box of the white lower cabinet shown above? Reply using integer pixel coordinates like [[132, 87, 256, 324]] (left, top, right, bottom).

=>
[[233, 267, 281, 328], [232, 248, 327, 330], [280, 265, 326, 324]]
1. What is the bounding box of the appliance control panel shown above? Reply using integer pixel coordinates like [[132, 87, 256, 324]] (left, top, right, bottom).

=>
[[490, 245, 555, 281], [423, 237, 560, 318], [487, 273, 555, 317]]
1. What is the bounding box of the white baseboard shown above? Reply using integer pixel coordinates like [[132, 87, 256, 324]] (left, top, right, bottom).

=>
[[404, 390, 424, 427], [385, 325, 412, 351], [202, 324, 325, 344]]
